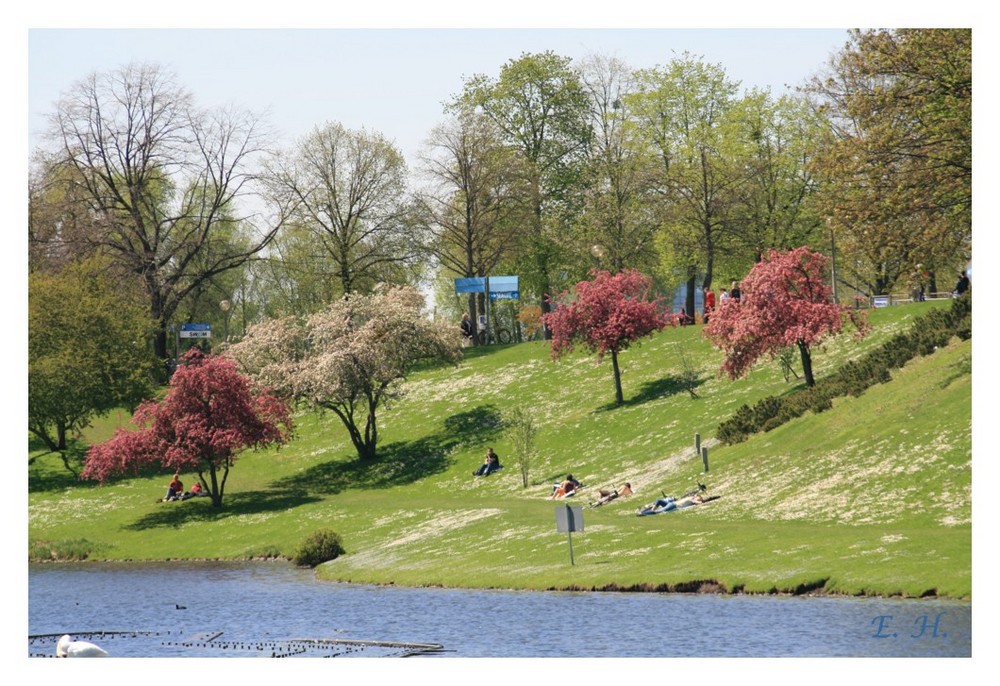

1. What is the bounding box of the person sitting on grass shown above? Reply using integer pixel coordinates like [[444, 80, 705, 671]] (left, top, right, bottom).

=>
[[473, 448, 502, 477], [592, 483, 633, 507], [162, 473, 183, 502], [550, 474, 582, 499]]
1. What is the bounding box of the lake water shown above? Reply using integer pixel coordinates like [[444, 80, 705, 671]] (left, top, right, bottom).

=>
[[28, 561, 970, 659]]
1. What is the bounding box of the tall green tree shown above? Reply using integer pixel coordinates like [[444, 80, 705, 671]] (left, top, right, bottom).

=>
[[629, 54, 745, 315], [731, 90, 826, 258], [263, 121, 420, 299], [453, 51, 592, 331], [252, 222, 345, 318], [29, 258, 157, 454], [41, 62, 285, 363], [576, 53, 659, 275], [416, 111, 530, 335], [806, 29, 971, 295], [28, 154, 105, 273]]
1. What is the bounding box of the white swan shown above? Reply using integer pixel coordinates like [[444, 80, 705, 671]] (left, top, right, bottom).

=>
[[56, 634, 109, 657]]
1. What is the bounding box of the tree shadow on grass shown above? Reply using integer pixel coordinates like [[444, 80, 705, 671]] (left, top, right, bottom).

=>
[[594, 374, 707, 413], [273, 435, 453, 496], [119, 405, 505, 529], [274, 405, 505, 497], [442, 404, 505, 447], [28, 457, 84, 493], [123, 489, 322, 530], [28, 438, 87, 491]]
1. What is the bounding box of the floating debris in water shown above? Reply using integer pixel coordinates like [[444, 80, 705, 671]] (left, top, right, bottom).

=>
[[29, 630, 445, 658]]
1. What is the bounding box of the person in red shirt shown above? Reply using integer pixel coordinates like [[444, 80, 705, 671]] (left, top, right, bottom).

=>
[[163, 473, 183, 501], [180, 480, 203, 500], [703, 287, 716, 324]]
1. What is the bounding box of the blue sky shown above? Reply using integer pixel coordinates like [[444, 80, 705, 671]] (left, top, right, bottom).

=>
[[27, 28, 852, 165], [18, 1, 989, 163]]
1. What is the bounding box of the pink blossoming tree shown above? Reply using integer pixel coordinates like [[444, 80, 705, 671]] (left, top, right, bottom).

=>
[[543, 269, 673, 406], [704, 247, 869, 386], [82, 349, 293, 507]]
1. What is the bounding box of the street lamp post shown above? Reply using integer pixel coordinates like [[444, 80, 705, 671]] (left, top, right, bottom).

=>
[[219, 299, 231, 343], [590, 244, 605, 270], [826, 219, 838, 303]]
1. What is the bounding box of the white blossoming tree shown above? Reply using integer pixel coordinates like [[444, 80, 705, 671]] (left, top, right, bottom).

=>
[[226, 286, 462, 461]]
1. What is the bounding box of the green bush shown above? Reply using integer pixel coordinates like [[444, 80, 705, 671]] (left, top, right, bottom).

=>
[[292, 529, 345, 568], [752, 396, 784, 429], [717, 404, 755, 444]]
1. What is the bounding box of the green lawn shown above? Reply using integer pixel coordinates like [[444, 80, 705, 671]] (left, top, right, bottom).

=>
[[28, 300, 971, 598]]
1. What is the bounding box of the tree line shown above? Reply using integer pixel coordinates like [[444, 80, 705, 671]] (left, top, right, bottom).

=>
[[29, 29, 971, 453]]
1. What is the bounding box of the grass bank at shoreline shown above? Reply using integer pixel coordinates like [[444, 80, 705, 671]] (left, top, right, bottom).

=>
[[28, 301, 971, 599]]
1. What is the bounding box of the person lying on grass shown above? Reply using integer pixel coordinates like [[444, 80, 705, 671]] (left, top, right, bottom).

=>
[[638, 492, 703, 514], [591, 483, 633, 507], [550, 474, 582, 499], [179, 481, 205, 500], [637, 483, 708, 514]]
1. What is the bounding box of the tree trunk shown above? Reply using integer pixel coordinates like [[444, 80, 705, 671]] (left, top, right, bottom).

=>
[[56, 420, 68, 451], [207, 462, 227, 507], [685, 272, 697, 320], [797, 339, 815, 387], [611, 349, 624, 405], [362, 397, 379, 461], [467, 293, 478, 346], [154, 327, 169, 361]]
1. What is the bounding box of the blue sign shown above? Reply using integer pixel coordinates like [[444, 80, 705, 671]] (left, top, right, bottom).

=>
[[454, 277, 486, 294], [181, 323, 212, 331], [454, 276, 519, 298], [488, 276, 518, 294]]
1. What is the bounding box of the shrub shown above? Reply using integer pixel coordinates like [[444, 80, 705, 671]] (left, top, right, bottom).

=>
[[761, 416, 785, 433], [292, 529, 345, 568], [717, 404, 755, 444], [752, 396, 784, 430]]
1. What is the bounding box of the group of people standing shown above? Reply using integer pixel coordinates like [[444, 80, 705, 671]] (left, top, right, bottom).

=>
[[701, 281, 742, 325]]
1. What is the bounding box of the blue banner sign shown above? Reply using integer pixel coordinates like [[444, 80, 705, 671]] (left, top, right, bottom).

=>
[[454, 277, 486, 294], [454, 276, 519, 298]]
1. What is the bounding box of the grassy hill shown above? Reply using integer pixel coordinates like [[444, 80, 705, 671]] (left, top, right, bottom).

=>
[[27, 300, 971, 598]]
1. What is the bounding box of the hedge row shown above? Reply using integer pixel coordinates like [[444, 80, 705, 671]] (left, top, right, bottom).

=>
[[716, 294, 971, 445]]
